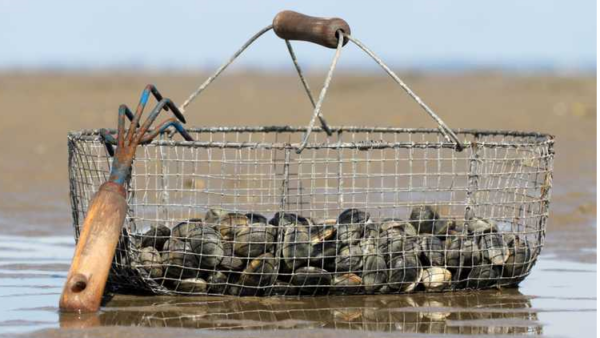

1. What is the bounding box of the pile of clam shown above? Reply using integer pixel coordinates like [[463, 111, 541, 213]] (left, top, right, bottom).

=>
[[131, 206, 535, 296]]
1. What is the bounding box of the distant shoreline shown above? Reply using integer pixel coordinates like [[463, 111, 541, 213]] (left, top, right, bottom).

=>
[[0, 63, 596, 76]]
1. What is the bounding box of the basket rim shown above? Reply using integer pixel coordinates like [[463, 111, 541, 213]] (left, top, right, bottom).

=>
[[68, 126, 555, 150]]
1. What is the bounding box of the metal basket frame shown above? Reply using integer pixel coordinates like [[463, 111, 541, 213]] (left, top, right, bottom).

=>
[[67, 21, 554, 296]]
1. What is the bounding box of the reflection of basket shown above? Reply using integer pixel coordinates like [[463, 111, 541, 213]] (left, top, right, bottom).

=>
[[67, 14, 554, 296], [63, 290, 540, 334], [68, 127, 553, 296]]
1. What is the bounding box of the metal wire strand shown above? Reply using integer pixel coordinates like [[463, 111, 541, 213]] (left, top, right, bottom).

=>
[[296, 30, 344, 154], [343, 33, 464, 152], [178, 25, 274, 113], [284, 40, 333, 136]]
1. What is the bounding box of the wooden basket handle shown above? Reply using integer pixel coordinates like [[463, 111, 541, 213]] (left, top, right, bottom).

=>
[[273, 10, 351, 49]]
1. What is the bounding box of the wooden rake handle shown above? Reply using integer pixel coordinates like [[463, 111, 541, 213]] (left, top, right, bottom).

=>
[[59, 182, 127, 312]]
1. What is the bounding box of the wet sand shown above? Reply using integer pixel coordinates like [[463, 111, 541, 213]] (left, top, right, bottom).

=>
[[0, 72, 596, 337]]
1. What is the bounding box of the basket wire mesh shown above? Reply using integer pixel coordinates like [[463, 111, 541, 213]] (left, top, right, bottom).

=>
[[68, 127, 553, 296]]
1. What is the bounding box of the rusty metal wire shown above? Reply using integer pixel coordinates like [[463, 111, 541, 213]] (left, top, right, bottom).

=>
[[68, 127, 553, 296]]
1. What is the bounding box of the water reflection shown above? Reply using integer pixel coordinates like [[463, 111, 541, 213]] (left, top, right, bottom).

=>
[[60, 289, 542, 335]]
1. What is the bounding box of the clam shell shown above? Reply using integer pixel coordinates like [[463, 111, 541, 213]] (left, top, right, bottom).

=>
[[204, 208, 229, 226], [502, 237, 532, 281], [206, 271, 228, 294], [337, 209, 369, 245], [335, 244, 363, 272], [409, 205, 439, 234], [420, 235, 445, 267], [269, 280, 300, 296], [309, 224, 336, 244], [269, 212, 311, 226], [219, 241, 245, 271], [467, 218, 498, 234], [141, 224, 171, 250], [176, 278, 208, 293], [338, 208, 370, 224], [364, 221, 380, 239], [137, 246, 163, 279], [332, 273, 363, 294], [309, 240, 337, 269], [188, 226, 224, 268], [361, 238, 388, 294], [171, 219, 202, 240], [161, 239, 200, 279], [283, 226, 311, 269], [381, 220, 417, 237], [466, 265, 498, 289], [388, 253, 423, 292], [434, 219, 456, 237], [290, 266, 332, 294], [462, 237, 482, 267], [216, 213, 249, 240], [233, 224, 277, 258], [421, 267, 452, 291], [245, 213, 268, 224], [479, 232, 509, 265], [379, 221, 419, 260], [239, 253, 277, 287], [444, 235, 464, 268]]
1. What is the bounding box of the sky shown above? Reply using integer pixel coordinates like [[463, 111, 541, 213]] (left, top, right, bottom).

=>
[[0, 0, 596, 72]]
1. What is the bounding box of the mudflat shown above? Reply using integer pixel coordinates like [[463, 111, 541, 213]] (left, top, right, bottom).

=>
[[0, 72, 595, 337]]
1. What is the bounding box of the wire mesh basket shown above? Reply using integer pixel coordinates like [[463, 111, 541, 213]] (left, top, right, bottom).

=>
[[68, 126, 553, 296], [67, 13, 554, 297]]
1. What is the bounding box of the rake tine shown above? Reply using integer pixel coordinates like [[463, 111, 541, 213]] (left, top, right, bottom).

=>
[[139, 118, 194, 144], [125, 84, 154, 144], [121, 104, 140, 127], [165, 99, 186, 123], [98, 128, 116, 157], [133, 98, 173, 145], [117, 105, 127, 148], [148, 85, 170, 111]]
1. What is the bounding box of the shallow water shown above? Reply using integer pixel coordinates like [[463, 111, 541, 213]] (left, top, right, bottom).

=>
[[0, 235, 595, 338]]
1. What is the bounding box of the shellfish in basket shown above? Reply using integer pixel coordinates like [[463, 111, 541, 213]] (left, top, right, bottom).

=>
[[233, 221, 277, 258], [332, 273, 363, 295], [502, 236, 533, 284], [479, 232, 509, 266], [187, 226, 225, 269], [176, 278, 208, 294], [282, 225, 311, 269], [337, 209, 369, 245], [335, 244, 363, 272], [219, 242, 245, 271], [410, 206, 440, 234], [388, 252, 423, 293], [290, 266, 332, 295], [135, 247, 163, 279], [140, 224, 171, 251], [161, 239, 200, 280], [361, 237, 388, 294], [421, 267, 452, 291], [238, 253, 278, 287], [171, 219, 203, 240]]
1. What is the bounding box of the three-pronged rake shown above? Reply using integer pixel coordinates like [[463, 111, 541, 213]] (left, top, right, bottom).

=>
[[60, 85, 193, 312]]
